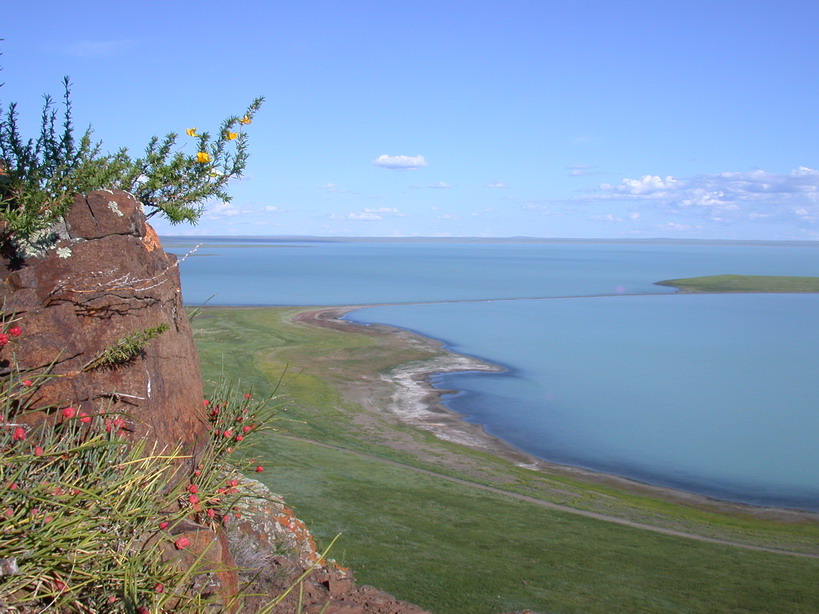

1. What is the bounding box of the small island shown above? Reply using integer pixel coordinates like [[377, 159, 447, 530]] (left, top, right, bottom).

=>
[[656, 274, 819, 293]]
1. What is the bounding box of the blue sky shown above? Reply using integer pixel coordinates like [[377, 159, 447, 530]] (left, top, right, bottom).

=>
[[3, 1, 819, 239]]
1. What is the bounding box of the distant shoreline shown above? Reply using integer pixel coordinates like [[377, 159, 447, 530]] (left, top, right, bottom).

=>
[[292, 305, 818, 521], [163, 235, 819, 248]]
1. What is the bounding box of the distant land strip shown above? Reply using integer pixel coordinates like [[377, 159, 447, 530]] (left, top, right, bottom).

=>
[[656, 274, 819, 293]]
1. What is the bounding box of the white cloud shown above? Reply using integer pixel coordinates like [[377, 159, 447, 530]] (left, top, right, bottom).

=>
[[206, 202, 242, 218], [437, 213, 458, 220], [585, 167, 819, 223], [264, 206, 280, 212], [658, 222, 697, 232], [320, 183, 337, 190], [332, 207, 404, 222], [347, 212, 382, 221], [486, 181, 507, 189], [373, 154, 427, 170], [428, 181, 451, 189]]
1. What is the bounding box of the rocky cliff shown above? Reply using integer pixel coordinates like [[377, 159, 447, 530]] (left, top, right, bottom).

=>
[[0, 191, 427, 613]]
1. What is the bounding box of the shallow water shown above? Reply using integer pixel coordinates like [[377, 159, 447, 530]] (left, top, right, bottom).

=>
[[167, 238, 819, 510]]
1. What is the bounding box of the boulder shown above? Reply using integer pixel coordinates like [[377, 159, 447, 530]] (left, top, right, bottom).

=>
[[0, 190, 207, 458]]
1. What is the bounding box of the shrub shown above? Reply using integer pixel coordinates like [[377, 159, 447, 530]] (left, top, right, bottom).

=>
[[0, 72, 262, 251]]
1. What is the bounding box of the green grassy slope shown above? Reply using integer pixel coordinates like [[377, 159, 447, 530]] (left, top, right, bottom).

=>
[[656, 274, 819, 293], [193, 307, 819, 614]]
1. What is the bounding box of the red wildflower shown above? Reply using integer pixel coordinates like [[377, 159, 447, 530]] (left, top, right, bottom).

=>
[[0, 334, 8, 346], [154, 583, 164, 593], [62, 407, 76, 419], [188, 484, 199, 494], [79, 412, 91, 424], [255, 466, 263, 473], [230, 479, 239, 487], [188, 494, 200, 505], [244, 393, 251, 399], [22, 379, 32, 387], [194, 469, 201, 476], [8, 326, 21, 337], [207, 508, 216, 518], [34, 446, 44, 456], [8, 482, 18, 491], [159, 521, 169, 530], [222, 429, 233, 438], [174, 536, 190, 549], [243, 425, 252, 433], [235, 434, 243, 442], [12, 427, 26, 441], [4, 508, 13, 518], [202, 399, 210, 407]]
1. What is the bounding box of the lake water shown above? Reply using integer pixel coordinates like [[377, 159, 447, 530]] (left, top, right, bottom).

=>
[[165, 238, 819, 511]]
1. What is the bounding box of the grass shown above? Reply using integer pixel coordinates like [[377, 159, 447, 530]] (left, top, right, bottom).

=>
[[193, 306, 819, 614], [656, 274, 819, 293]]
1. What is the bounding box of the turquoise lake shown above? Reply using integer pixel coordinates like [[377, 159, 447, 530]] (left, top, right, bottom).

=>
[[165, 238, 819, 511]]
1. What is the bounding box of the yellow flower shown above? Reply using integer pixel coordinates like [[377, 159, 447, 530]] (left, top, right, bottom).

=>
[[196, 152, 212, 163], [238, 116, 252, 125], [224, 131, 238, 140], [186, 128, 199, 137]]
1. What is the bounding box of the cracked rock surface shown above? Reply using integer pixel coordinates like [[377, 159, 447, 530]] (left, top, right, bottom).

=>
[[0, 190, 206, 458]]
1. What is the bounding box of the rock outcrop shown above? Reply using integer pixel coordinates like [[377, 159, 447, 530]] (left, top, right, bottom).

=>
[[0, 190, 206, 457], [0, 191, 428, 613]]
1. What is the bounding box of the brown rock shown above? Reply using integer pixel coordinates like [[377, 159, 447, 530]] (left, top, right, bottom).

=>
[[0, 190, 207, 458]]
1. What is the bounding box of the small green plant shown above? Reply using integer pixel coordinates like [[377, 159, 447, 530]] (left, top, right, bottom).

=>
[[0, 70, 262, 250], [0, 313, 284, 612], [82, 323, 169, 371]]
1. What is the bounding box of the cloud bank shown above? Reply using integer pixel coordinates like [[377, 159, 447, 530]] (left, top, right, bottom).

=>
[[587, 167, 819, 222], [373, 154, 427, 170]]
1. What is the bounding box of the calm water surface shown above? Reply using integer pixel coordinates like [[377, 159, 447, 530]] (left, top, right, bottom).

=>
[[167, 238, 819, 510]]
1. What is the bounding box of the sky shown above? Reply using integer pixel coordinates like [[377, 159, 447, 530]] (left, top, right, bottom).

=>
[[3, 1, 819, 240]]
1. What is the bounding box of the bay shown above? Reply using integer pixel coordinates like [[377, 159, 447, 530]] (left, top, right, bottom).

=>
[[166, 238, 819, 510]]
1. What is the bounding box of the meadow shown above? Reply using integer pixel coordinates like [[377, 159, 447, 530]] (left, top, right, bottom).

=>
[[193, 306, 819, 614]]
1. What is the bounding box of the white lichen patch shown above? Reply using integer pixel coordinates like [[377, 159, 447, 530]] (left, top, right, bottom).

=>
[[108, 200, 124, 217], [56, 247, 73, 259]]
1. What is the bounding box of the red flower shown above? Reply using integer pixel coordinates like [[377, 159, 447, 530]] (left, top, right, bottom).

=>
[[22, 379, 32, 387], [202, 399, 210, 407], [159, 521, 169, 530], [235, 434, 243, 442], [8, 326, 21, 337], [62, 407, 76, 419], [188, 494, 200, 505], [154, 583, 164, 593], [8, 482, 18, 490], [34, 446, 44, 456], [79, 412, 91, 424], [222, 429, 233, 438], [188, 484, 198, 494], [243, 425, 252, 433], [12, 427, 26, 441], [174, 536, 190, 549], [0, 334, 8, 346], [255, 466, 263, 473], [244, 393, 251, 399], [229, 479, 239, 487]]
